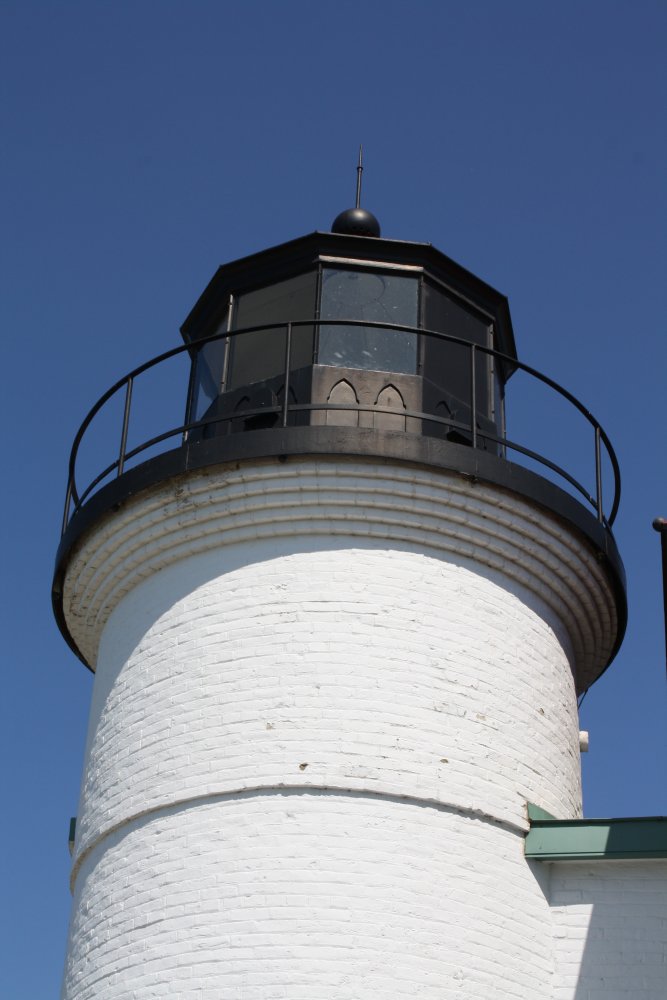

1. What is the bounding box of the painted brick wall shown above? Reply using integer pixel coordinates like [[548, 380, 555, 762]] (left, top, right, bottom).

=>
[[64, 793, 557, 1000], [549, 860, 667, 999], [60, 458, 619, 998], [71, 533, 584, 860]]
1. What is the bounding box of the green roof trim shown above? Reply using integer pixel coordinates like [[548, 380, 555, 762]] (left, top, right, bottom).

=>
[[526, 802, 556, 822], [525, 808, 667, 861]]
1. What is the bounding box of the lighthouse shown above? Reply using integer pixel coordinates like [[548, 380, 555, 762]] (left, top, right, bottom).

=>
[[54, 197, 632, 998]]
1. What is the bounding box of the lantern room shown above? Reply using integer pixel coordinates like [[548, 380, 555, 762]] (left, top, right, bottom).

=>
[[181, 225, 517, 450]]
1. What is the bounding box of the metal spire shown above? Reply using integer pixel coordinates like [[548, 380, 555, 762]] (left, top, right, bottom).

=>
[[355, 145, 363, 209]]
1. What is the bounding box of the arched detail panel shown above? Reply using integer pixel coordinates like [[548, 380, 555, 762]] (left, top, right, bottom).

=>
[[374, 384, 406, 432], [326, 379, 359, 427]]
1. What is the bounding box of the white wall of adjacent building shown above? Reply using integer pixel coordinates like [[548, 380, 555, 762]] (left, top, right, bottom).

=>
[[548, 859, 667, 999]]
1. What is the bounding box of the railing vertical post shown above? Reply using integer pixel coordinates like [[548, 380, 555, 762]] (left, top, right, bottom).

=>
[[500, 392, 507, 460], [594, 424, 603, 522], [282, 323, 292, 427], [470, 344, 477, 449], [61, 480, 73, 536], [652, 518, 667, 678], [118, 377, 134, 477], [182, 350, 198, 443]]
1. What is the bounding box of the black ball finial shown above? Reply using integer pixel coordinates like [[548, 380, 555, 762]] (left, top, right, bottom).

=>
[[331, 207, 381, 238]]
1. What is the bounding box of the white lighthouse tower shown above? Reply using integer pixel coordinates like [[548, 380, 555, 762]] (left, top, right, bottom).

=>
[[54, 200, 627, 998]]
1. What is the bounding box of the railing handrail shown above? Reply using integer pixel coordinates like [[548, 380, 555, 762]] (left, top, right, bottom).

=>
[[62, 319, 621, 532]]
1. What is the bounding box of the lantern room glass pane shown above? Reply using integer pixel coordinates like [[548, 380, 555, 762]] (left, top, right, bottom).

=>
[[227, 272, 317, 390], [319, 268, 418, 374], [423, 282, 494, 420], [191, 310, 228, 421]]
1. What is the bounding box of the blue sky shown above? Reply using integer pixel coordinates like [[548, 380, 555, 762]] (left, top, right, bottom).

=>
[[1, 2, 666, 995]]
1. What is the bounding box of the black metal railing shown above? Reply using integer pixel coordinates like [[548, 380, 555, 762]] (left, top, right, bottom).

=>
[[61, 320, 621, 534]]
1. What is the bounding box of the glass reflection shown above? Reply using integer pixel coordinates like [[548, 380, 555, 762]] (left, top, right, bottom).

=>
[[319, 268, 418, 374]]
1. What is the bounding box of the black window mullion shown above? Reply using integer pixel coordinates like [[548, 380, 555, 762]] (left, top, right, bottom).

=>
[[417, 273, 425, 376], [221, 293, 235, 392], [313, 263, 323, 364]]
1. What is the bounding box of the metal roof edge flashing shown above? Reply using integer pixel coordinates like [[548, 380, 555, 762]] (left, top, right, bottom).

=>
[[525, 805, 667, 861]]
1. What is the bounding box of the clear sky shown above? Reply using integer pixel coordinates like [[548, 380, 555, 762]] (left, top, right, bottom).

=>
[[1, 2, 666, 995]]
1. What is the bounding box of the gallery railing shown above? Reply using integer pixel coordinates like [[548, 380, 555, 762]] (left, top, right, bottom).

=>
[[60, 320, 621, 534]]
